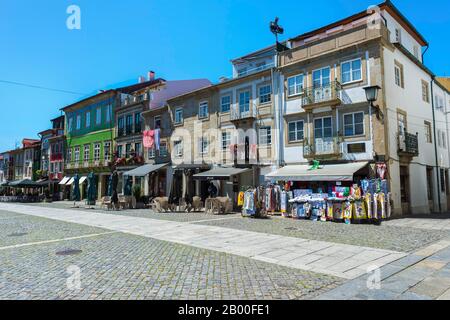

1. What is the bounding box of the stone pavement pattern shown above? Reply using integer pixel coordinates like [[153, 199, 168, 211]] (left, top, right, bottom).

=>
[[0, 210, 341, 300], [0, 203, 407, 280]]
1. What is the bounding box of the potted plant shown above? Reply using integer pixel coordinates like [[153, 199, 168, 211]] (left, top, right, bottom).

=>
[[132, 185, 144, 209]]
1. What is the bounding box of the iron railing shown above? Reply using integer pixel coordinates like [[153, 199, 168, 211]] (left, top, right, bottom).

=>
[[303, 136, 342, 158], [398, 132, 419, 156], [230, 103, 257, 121], [302, 81, 342, 107]]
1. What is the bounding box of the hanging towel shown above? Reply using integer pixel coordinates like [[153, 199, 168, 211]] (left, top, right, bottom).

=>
[[154, 129, 161, 151]]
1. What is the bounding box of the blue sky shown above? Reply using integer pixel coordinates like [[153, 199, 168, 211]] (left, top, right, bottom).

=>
[[1, 0, 449, 151]]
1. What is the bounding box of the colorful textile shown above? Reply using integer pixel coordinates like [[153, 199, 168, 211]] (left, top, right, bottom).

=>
[[154, 129, 161, 151], [143, 130, 155, 148], [237, 191, 244, 206]]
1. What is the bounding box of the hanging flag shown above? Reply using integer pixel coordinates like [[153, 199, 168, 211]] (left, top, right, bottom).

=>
[[154, 129, 161, 151]]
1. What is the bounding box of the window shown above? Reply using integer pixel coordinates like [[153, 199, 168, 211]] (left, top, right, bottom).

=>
[[74, 146, 80, 162], [67, 148, 72, 162], [394, 62, 404, 88], [413, 46, 420, 59], [174, 108, 183, 124], [84, 144, 90, 162], [93, 143, 101, 161], [259, 85, 272, 104], [313, 67, 331, 88], [174, 140, 183, 157], [199, 101, 209, 119], [104, 141, 111, 161], [135, 143, 141, 156], [441, 169, 446, 192], [148, 147, 155, 159], [287, 75, 304, 96], [239, 91, 250, 114], [68, 117, 73, 132], [76, 115, 81, 130], [117, 145, 123, 158], [422, 80, 430, 103], [199, 137, 209, 155], [118, 117, 124, 136], [259, 126, 272, 145], [347, 143, 366, 154], [96, 108, 102, 125], [395, 28, 402, 43], [159, 142, 168, 157], [435, 95, 445, 110], [134, 113, 141, 132], [106, 104, 112, 123], [221, 95, 231, 113], [442, 131, 447, 149], [154, 116, 161, 129], [343, 112, 364, 136], [126, 115, 133, 134], [425, 121, 432, 143], [125, 144, 132, 158], [222, 132, 231, 150], [85, 112, 91, 128], [314, 117, 333, 138], [288, 121, 304, 142], [341, 59, 362, 84]]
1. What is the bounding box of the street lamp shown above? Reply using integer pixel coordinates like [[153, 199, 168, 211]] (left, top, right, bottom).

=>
[[363, 85, 384, 121]]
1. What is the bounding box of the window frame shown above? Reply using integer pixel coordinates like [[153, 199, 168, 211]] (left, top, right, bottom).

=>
[[85, 111, 91, 128], [259, 126, 272, 145], [174, 108, 183, 125], [343, 112, 365, 137], [220, 95, 231, 113], [96, 107, 102, 125], [312, 66, 331, 88], [198, 101, 209, 119], [340, 58, 362, 84], [199, 137, 209, 155], [288, 120, 305, 143], [258, 84, 272, 104], [221, 131, 231, 151], [287, 74, 304, 97], [421, 80, 430, 103], [154, 115, 161, 129], [424, 121, 432, 143], [104, 141, 111, 161], [93, 143, 101, 161], [174, 140, 183, 157], [314, 116, 333, 139]]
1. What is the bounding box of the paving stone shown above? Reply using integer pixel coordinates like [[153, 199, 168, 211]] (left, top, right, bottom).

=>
[[409, 277, 450, 299]]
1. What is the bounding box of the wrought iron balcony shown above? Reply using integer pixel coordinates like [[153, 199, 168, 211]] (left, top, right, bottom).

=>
[[398, 132, 419, 157], [302, 81, 342, 109], [303, 136, 342, 159]]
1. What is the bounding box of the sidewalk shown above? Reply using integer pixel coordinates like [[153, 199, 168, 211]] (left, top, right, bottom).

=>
[[0, 203, 406, 280], [317, 239, 450, 300]]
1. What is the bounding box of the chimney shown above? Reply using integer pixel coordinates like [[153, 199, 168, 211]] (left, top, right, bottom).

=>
[[138, 76, 146, 83], [148, 71, 155, 81]]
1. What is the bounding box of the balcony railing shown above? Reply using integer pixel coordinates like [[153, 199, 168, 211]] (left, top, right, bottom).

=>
[[230, 103, 257, 122], [303, 136, 342, 158], [302, 81, 342, 108], [398, 132, 419, 157], [121, 93, 150, 106], [235, 62, 275, 78]]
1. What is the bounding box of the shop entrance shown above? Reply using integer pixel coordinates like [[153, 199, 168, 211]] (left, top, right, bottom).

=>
[[399, 165, 410, 215]]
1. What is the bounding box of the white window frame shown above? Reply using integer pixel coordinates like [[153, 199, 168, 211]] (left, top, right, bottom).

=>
[[67, 148, 72, 162], [222, 132, 231, 150], [93, 143, 101, 161], [174, 140, 183, 157], [199, 101, 209, 119], [343, 112, 365, 137], [174, 108, 183, 125], [394, 64, 404, 88], [148, 147, 155, 159], [68, 117, 73, 133], [104, 141, 111, 161], [85, 112, 91, 128], [239, 91, 250, 114], [258, 84, 272, 104], [106, 104, 112, 123], [314, 117, 333, 139], [312, 67, 331, 88], [341, 58, 362, 84], [220, 95, 231, 113], [74, 146, 80, 162], [84, 144, 90, 162], [288, 120, 304, 142], [287, 74, 304, 97], [76, 115, 81, 130], [159, 141, 168, 157], [259, 126, 272, 145], [199, 137, 209, 155]]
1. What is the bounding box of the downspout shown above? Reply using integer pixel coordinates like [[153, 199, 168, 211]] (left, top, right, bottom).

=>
[[272, 51, 283, 168], [422, 44, 429, 64], [431, 76, 442, 213]]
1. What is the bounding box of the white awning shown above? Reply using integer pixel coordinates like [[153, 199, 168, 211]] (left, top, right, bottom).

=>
[[266, 162, 369, 182], [59, 177, 70, 185], [123, 163, 169, 177], [79, 176, 87, 184], [66, 177, 75, 185], [193, 167, 251, 180]]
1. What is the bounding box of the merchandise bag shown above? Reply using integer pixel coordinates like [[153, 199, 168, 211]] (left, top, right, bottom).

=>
[[237, 191, 245, 207], [326, 201, 334, 220], [353, 200, 366, 220], [333, 203, 344, 220], [343, 201, 353, 220]]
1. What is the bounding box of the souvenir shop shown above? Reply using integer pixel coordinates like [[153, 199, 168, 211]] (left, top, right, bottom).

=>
[[240, 162, 391, 224]]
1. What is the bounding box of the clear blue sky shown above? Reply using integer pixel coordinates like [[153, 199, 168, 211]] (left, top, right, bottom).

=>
[[1, 0, 449, 151]]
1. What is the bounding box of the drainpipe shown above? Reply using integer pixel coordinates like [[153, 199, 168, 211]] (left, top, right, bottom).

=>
[[431, 76, 442, 213], [272, 51, 283, 168], [422, 44, 429, 65]]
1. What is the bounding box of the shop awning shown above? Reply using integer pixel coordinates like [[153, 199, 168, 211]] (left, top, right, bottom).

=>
[[59, 177, 70, 185], [8, 179, 41, 188], [123, 163, 169, 177], [266, 162, 369, 182], [66, 177, 75, 185], [193, 167, 251, 181], [79, 176, 87, 184]]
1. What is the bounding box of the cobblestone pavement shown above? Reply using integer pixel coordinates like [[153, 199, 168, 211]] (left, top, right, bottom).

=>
[[195, 216, 449, 253], [27, 202, 449, 252], [0, 210, 341, 300]]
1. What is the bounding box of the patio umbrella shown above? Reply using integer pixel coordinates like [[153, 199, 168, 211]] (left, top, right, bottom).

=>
[[123, 175, 132, 196], [86, 172, 97, 205], [71, 174, 81, 202], [9, 179, 40, 188]]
